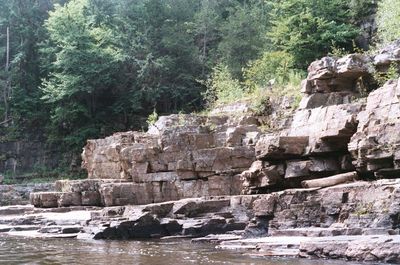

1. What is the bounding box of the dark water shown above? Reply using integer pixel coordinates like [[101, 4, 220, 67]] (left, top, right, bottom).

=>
[[0, 236, 371, 265]]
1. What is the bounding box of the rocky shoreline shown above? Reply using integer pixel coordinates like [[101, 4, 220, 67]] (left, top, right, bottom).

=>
[[2, 43, 400, 264], [1, 179, 400, 263], [0, 183, 54, 206]]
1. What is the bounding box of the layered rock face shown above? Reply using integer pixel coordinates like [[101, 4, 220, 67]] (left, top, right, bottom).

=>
[[0, 141, 64, 179], [243, 55, 371, 193], [32, 114, 259, 207], [219, 179, 400, 263], [30, 45, 400, 207], [9, 179, 400, 263], [349, 79, 400, 177], [0, 183, 54, 206]]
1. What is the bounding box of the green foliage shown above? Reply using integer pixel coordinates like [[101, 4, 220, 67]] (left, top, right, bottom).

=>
[[269, 0, 359, 68], [243, 51, 294, 91], [348, 0, 377, 19], [329, 43, 348, 58], [203, 64, 244, 107], [0, 0, 54, 138], [217, 1, 271, 78], [41, 0, 123, 149], [249, 70, 303, 114], [203, 52, 304, 113], [376, 0, 400, 45]]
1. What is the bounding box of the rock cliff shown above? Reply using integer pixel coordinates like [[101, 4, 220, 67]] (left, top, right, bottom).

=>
[[31, 114, 260, 207], [30, 42, 400, 208]]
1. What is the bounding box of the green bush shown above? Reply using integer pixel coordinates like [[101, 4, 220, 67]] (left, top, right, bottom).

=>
[[249, 70, 303, 114], [243, 51, 294, 91], [202, 54, 304, 113], [146, 109, 159, 128], [202, 64, 245, 108]]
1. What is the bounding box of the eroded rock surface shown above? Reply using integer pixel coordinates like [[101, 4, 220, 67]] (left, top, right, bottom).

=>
[[7, 179, 400, 263]]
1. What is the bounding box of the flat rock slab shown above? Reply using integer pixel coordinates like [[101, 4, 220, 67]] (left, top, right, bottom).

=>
[[0, 225, 41, 232], [6, 230, 79, 239], [192, 234, 242, 243], [219, 235, 400, 262]]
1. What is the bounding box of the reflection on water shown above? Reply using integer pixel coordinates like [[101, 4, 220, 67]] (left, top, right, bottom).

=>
[[0, 236, 369, 265]]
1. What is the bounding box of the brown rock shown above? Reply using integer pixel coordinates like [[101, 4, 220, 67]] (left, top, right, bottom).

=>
[[285, 160, 312, 178], [252, 194, 277, 217]]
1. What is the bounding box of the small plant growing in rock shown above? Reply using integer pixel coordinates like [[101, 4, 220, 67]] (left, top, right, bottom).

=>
[[373, 62, 400, 86], [354, 202, 375, 217], [146, 109, 158, 127], [329, 42, 347, 58], [177, 111, 186, 126], [205, 121, 217, 133]]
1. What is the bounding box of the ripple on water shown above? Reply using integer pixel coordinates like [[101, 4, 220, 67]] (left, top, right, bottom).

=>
[[0, 236, 377, 265]]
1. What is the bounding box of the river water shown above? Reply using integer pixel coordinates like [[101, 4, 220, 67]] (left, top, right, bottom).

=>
[[0, 236, 372, 265]]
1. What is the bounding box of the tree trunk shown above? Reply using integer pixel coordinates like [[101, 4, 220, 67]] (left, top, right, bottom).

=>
[[301, 171, 359, 188], [3, 26, 10, 124]]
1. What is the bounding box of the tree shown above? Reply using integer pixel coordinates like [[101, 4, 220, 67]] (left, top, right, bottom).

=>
[[42, 0, 123, 148], [269, 0, 359, 68], [0, 0, 56, 137], [376, 0, 400, 45], [217, 0, 271, 79]]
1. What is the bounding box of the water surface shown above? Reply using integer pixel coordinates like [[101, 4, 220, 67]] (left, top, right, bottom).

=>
[[0, 236, 375, 265]]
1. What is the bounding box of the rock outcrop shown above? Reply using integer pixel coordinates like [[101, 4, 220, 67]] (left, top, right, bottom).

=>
[[219, 178, 400, 263], [0, 183, 54, 206], [32, 114, 259, 207], [0, 141, 69, 179], [349, 79, 400, 178], [242, 54, 371, 194], [30, 43, 400, 206], [5, 179, 400, 263]]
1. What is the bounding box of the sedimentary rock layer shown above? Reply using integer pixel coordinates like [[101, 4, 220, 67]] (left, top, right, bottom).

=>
[[349, 79, 400, 177]]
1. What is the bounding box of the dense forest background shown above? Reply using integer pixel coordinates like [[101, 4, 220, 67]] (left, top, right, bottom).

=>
[[0, 0, 397, 174]]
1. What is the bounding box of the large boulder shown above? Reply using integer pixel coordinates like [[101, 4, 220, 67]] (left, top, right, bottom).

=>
[[304, 54, 372, 94]]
